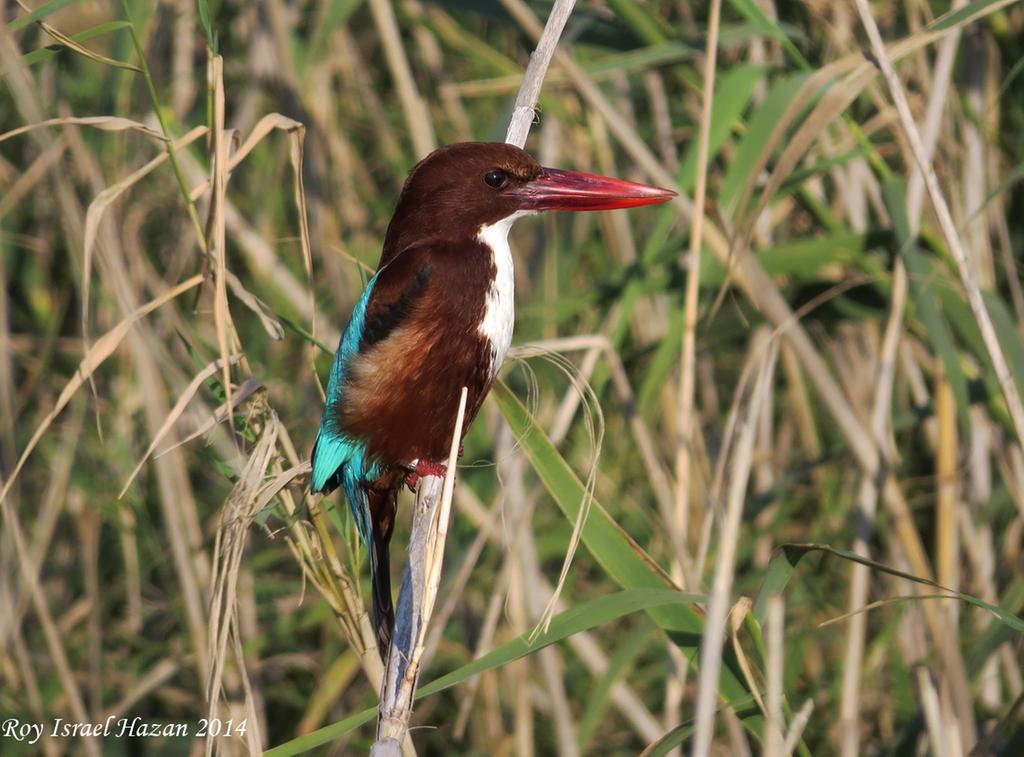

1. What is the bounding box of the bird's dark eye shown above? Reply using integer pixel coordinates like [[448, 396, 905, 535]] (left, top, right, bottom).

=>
[[484, 170, 507, 189]]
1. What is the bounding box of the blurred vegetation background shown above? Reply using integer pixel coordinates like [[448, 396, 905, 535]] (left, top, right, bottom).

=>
[[2, 0, 1024, 754]]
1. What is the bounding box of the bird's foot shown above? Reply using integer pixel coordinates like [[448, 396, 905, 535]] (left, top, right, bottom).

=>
[[405, 459, 448, 490]]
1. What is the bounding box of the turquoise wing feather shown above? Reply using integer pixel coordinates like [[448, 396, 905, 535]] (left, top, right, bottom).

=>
[[311, 270, 402, 653], [310, 273, 383, 541]]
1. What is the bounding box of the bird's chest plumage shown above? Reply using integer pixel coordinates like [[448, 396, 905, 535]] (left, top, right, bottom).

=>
[[338, 227, 518, 466], [477, 214, 520, 379]]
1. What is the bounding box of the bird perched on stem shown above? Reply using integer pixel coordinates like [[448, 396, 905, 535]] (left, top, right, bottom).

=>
[[310, 142, 674, 658]]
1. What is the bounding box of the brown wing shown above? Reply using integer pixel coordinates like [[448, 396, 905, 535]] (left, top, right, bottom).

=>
[[359, 249, 434, 350], [335, 240, 497, 466]]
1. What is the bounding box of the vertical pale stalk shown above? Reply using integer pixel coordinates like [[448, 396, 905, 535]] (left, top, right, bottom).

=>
[[451, 467, 664, 745], [367, 0, 436, 158], [918, 669, 949, 757], [691, 339, 776, 757], [905, 0, 966, 225], [853, 0, 1024, 447], [0, 484, 99, 756], [372, 389, 467, 755], [853, 4, 987, 746], [838, 256, 907, 757], [298, 497, 387, 687], [670, 1, 722, 743], [936, 368, 960, 608], [513, 458, 580, 755], [500, 435, 537, 757], [170, 0, 196, 119], [839, 6, 963, 751], [673, 0, 722, 561], [960, 31, 994, 289], [764, 595, 785, 756], [208, 55, 236, 428]]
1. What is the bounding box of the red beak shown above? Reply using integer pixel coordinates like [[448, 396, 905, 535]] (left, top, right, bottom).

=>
[[510, 167, 676, 211]]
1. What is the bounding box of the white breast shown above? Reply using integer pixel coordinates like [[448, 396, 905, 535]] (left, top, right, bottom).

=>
[[476, 211, 529, 379]]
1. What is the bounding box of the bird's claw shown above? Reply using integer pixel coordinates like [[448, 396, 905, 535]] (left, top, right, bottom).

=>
[[405, 459, 448, 491]]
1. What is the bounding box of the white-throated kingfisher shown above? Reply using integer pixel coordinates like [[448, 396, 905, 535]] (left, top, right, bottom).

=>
[[310, 142, 674, 657]]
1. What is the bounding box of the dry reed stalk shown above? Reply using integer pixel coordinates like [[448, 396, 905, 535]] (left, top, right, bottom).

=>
[[644, 70, 678, 168], [764, 594, 785, 756], [296, 652, 361, 736], [691, 337, 777, 757], [303, 500, 388, 679], [0, 274, 203, 506], [49, 72, 217, 691], [452, 511, 514, 738], [404, 0, 474, 141], [905, 4, 966, 224], [670, 0, 722, 743], [169, 116, 337, 342], [131, 344, 214, 683], [119, 354, 243, 496], [0, 115, 165, 143], [0, 494, 99, 757], [367, 0, 436, 158], [512, 337, 680, 568], [838, 10, 965, 743], [502, 435, 580, 755], [372, 388, 468, 755], [0, 589, 57, 757], [0, 134, 66, 217], [421, 505, 498, 661], [77, 502, 101, 713], [674, 0, 722, 559], [0, 400, 80, 649], [102, 658, 181, 721], [918, 668, 952, 757], [503, 0, 576, 148], [854, 2, 1007, 745], [838, 265, 908, 755], [994, 210, 1024, 327], [853, 0, 1024, 446], [58, 89, 237, 703], [170, 0, 196, 118], [450, 482, 664, 744], [696, 328, 771, 578], [205, 409, 278, 756], [936, 369, 960, 603], [208, 55, 239, 433], [501, 438, 539, 757], [961, 31, 994, 290]]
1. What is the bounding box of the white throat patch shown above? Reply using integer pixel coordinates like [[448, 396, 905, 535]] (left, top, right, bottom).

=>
[[477, 210, 531, 378]]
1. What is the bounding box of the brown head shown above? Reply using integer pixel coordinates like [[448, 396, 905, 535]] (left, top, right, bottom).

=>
[[380, 142, 675, 263]]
